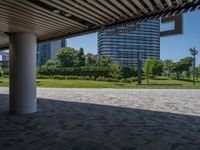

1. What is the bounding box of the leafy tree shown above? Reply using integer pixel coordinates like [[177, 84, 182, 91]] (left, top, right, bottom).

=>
[[185, 71, 191, 79], [151, 59, 164, 77], [179, 57, 193, 72], [2, 68, 8, 75], [196, 65, 200, 81], [109, 63, 122, 79], [143, 59, 152, 84], [170, 57, 193, 79], [198, 65, 200, 73], [163, 59, 173, 77], [122, 67, 136, 80], [77, 48, 85, 66], [170, 62, 182, 78], [96, 55, 112, 66], [143, 59, 164, 83], [0, 67, 3, 77], [56, 47, 78, 67], [85, 53, 97, 66], [42, 59, 56, 69]]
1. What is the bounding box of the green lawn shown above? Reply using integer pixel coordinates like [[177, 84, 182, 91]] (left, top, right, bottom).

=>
[[0, 78, 135, 88], [37, 79, 136, 88], [0, 77, 200, 89], [0, 78, 8, 87], [139, 77, 200, 89]]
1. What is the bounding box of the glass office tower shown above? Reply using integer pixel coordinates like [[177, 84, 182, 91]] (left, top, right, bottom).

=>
[[98, 20, 160, 67], [0, 50, 9, 68], [37, 39, 67, 66]]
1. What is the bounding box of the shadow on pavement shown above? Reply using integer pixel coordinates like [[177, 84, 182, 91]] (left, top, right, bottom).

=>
[[0, 94, 200, 150]]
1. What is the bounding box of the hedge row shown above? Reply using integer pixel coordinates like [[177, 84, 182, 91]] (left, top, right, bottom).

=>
[[2, 68, 9, 75], [37, 66, 137, 79]]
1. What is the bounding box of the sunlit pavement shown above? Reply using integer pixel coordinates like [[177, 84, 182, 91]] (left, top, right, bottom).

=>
[[1, 88, 200, 150]]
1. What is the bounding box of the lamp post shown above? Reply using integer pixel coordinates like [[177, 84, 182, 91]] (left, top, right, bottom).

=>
[[36, 51, 40, 67], [137, 53, 142, 85], [189, 47, 198, 85]]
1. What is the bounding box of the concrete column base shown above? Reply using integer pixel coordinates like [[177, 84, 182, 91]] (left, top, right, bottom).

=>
[[9, 32, 37, 114]]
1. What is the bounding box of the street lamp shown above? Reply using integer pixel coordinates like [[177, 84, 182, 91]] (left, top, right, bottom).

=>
[[36, 51, 40, 67], [189, 47, 198, 85], [137, 53, 142, 85]]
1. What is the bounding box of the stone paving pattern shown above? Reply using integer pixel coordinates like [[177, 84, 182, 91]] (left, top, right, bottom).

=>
[[0, 88, 200, 150]]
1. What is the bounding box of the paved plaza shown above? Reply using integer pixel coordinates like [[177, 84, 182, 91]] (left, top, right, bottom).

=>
[[1, 88, 200, 150]]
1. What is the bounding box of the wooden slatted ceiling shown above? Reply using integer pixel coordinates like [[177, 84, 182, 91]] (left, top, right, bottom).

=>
[[0, 0, 199, 50]]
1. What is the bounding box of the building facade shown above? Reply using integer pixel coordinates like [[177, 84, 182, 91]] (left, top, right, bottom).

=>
[[37, 39, 67, 66], [0, 40, 67, 68], [0, 50, 9, 68], [98, 20, 160, 67]]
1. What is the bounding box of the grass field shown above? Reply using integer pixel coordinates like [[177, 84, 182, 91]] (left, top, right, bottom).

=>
[[0, 77, 200, 89]]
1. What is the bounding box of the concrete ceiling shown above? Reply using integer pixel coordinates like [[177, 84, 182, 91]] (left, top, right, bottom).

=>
[[0, 0, 199, 50]]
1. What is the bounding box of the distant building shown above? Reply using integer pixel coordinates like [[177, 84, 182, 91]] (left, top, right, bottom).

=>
[[0, 40, 67, 68], [37, 39, 67, 66], [0, 50, 9, 68], [98, 20, 160, 67]]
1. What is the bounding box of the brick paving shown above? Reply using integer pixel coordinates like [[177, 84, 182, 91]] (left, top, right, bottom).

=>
[[0, 88, 200, 150]]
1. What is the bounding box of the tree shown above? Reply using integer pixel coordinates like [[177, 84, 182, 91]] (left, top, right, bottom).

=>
[[96, 55, 112, 66], [56, 47, 78, 67], [143, 59, 164, 83], [143, 59, 152, 84], [163, 59, 173, 77], [170, 62, 182, 78], [179, 57, 193, 72], [170, 57, 193, 79], [122, 67, 136, 80], [151, 59, 164, 77], [0, 67, 3, 77], [85, 53, 97, 66], [109, 63, 122, 79], [42, 59, 56, 69], [77, 48, 85, 66], [196, 65, 200, 81]]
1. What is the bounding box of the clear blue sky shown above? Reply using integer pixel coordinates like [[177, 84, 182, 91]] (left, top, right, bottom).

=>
[[67, 11, 200, 65]]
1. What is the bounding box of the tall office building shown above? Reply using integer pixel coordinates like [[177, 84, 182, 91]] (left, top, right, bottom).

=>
[[98, 20, 160, 67], [37, 39, 67, 66], [0, 50, 9, 68], [0, 40, 67, 67]]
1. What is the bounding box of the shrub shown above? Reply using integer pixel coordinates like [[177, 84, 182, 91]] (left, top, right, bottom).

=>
[[126, 78, 133, 83], [37, 66, 138, 81], [78, 76, 85, 80], [0, 67, 3, 77], [66, 76, 78, 80], [53, 75, 66, 80], [96, 76, 107, 81], [41, 59, 57, 70], [2, 68, 8, 75], [37, 66, 110, 78], [119, 78, 132, 83], [128, 77, 137, 82], [84, 76, 91, 80], [96, 76, 108, 81], [3, 75, 8, 78], [90, 76, 95, 80], [37, 75, 49, 79], [122, 67, 137, 79], [109, 63, 122, 79], [107, 78, 119, 82]]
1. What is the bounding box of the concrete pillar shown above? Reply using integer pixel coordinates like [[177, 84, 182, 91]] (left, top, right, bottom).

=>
[[9, 33, 37, 114]]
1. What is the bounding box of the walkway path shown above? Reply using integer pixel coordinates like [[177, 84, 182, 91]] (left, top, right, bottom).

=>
[[0, 88, 200, 150]]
